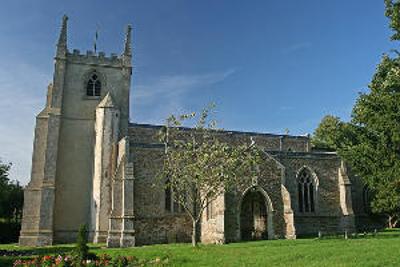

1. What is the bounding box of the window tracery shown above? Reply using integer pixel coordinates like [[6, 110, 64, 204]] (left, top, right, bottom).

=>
[[86, 71, 101, 96], [297, 168, 316, 213]]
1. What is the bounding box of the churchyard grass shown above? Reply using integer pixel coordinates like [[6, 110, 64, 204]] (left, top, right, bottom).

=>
[[1, 230, 400, 266]]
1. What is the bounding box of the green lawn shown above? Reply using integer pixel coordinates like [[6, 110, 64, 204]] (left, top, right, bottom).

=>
[[1, 231, 400, 266]]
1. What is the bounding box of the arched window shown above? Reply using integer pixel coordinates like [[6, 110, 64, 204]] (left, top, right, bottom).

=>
[[206, 198, 215, 220], [165, 179, 184, 213], [165, 182, 172, 212], [86, 71, 101, 96], [297, 168, 316, 213]]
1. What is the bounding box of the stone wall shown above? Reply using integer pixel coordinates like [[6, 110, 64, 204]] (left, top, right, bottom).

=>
[[201, 193, 225, 244], [272, 151, 351, 236], [129, 124, 309, 244], [120, 123, 380, 245], [348, 172, 386, 231], [135, 216, 192, 245], [223, 152, 286, 242], [131, 145, 192, 245]]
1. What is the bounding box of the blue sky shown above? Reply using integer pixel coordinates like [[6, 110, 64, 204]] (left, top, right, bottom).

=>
[[0, 0, 394, 184]]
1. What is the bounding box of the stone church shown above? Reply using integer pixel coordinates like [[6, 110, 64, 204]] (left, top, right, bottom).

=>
[[19, 16, 381, 247]]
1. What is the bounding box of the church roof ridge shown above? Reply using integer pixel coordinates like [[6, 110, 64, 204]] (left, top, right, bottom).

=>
[[128, 122, 309, 139]]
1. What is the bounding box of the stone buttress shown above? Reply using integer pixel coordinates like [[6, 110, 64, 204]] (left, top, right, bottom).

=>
[[19, 16, 68, 246], [106, 137, 135, 247], [92, 93, 120, 243], [338, 161, 355, 232]]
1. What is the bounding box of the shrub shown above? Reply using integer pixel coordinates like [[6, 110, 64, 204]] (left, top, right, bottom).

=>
[[13, 254, 166, 266], [73, 224, 89, 263], [0, 221, 20, 243]]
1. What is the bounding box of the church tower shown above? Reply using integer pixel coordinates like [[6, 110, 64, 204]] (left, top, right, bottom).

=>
[[19, 16, 133, 246]]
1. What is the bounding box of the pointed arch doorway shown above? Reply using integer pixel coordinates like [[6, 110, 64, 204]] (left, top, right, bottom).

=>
[[240, 187, 274, 241]]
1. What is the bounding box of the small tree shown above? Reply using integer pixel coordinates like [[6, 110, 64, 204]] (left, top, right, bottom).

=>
[[74, 224, 89, 263], [158, 104, 263, 246]]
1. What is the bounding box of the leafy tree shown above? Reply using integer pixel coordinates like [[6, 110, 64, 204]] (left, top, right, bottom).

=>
[[158, 104, 263, 246], [0, 161, 23, 223], [341, 53, 400, 228], [312, 115, 360, 152], [0, 162, 11, 218], [385, 0, 400, 40], [342, 0, 400, 226], [312, 115, 343, 151], [5, 181, 24, 223], [312, 1, 400, 227]]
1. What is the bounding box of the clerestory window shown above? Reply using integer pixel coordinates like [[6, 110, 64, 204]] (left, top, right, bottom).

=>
[[86, 71, 101, 97], [297, 168, 316, 213]]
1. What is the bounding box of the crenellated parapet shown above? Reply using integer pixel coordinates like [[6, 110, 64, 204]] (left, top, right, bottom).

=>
[[66, 50, 128, 68]]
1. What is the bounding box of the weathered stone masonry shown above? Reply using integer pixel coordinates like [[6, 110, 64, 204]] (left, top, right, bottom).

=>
[[19, 16, 381, 247]]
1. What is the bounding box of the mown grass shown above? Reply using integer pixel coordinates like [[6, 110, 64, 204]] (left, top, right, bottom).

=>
[[1, 230, 400, 266]]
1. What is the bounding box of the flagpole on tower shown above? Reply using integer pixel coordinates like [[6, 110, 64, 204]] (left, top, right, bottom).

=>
[[94, 24, 99, 54]]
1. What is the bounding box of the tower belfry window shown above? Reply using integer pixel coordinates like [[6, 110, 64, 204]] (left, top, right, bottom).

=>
[[86, 72, 101, 96]]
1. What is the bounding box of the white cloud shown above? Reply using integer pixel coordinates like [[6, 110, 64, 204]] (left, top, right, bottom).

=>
[[282, 42, 312, 55], [133, 69, 235, 102], [131, 69, 236, 124], [0, 62, 50, 185]]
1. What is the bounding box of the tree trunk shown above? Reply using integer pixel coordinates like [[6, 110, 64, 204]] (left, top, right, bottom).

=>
[[388, 215, 398, 229], [192, 220, 197, 247]]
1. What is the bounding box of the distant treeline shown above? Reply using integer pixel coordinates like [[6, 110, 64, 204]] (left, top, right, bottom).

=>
[[0, 161, 24, 243]]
